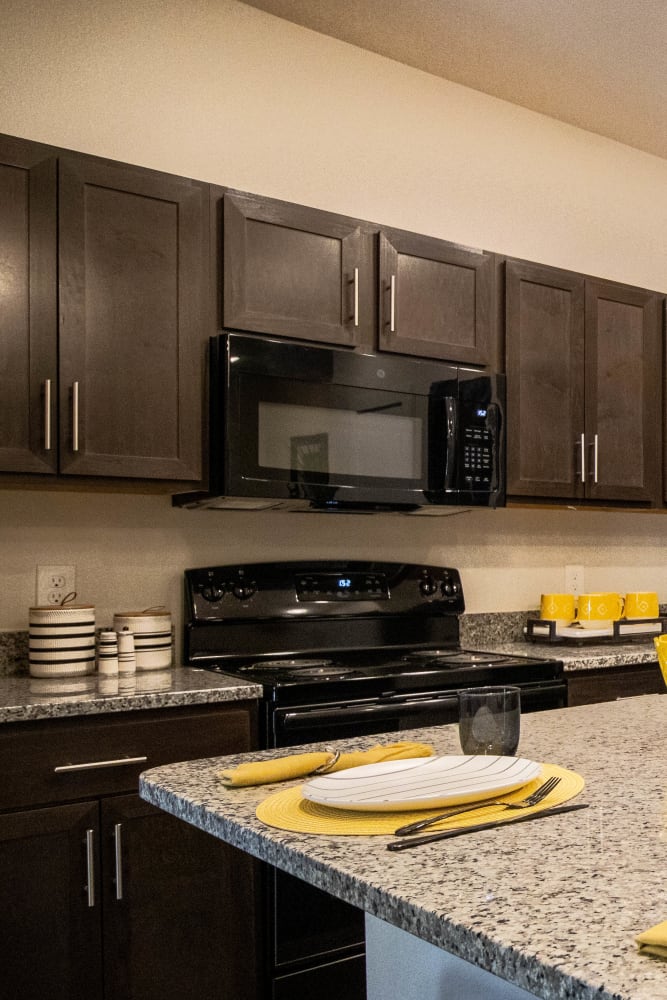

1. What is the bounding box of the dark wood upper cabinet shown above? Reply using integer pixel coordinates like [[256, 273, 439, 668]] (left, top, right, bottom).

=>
[[506, 261, 585, 497], [58, 155, 207, 479], [0, 133, 208, 482], [0, 135, 57, 474], [378, 228, 496, 366], [585, 279, 662, 503], [506, 259, 663, 504], [222, 190, 375, 348]]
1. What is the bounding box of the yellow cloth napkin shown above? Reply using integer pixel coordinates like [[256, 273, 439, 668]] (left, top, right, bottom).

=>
[[653, 636, 667, 688], [217, 741, 434, 787], [637, 920, 667, 959]]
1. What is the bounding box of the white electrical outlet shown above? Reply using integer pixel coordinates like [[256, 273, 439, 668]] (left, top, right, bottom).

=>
[[565, 564, 584, 596], [36, 565, 76, 606]]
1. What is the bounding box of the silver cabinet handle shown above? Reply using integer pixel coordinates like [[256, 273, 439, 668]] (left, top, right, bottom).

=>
[[390, 274, 396, 333], [353, 267, 359, 328], [114, 822, 123, 901], [593, 433, 599, 484], [578, 433, 586, 482], [72, 381, 80, 451], [43, 379, 52, 451], [54, 755, 148, 773], [85, 828, 95, 908]]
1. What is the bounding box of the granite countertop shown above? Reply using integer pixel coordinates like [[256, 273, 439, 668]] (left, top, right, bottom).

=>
[[459, 611, 662, 672], [0, 666, 262, 724], [479, 638, 661, 672], [140, 696, 667, 1000]]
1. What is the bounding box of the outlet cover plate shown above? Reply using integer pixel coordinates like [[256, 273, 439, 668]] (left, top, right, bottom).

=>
[[36, 565, 76, 606]]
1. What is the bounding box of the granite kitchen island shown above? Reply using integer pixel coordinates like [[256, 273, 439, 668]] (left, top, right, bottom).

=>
[[140, 695, 667, 1000]]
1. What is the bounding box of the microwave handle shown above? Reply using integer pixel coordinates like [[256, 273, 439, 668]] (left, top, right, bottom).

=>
[[443, 396, 458, 491], [487, 402, 501, 492]]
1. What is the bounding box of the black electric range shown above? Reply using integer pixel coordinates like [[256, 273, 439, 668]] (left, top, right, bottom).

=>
[[184, 560, 565, 745]]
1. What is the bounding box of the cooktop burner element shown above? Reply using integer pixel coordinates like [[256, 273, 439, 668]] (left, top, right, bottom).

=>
[[242, 658, 333, 672]]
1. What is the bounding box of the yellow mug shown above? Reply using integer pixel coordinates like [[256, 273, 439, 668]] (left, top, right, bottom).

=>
[[540, 593, 575, 626], [625, 592, 659, 620], [576, 592, 624, 629]]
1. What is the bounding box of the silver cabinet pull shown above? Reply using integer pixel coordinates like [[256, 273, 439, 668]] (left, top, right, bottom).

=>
[[54, 755, 148, 773], [85, 828, 95, 907], [578, 433, 586, 482], [353, 267, 359, 328], [390, 274, 396, 333], [72, 381, 80, 452], [593, 433, 599, 484], [114, 822, 123, 901], [43, 379, 52, 451]]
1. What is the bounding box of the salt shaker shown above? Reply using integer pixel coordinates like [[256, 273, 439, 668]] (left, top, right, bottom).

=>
[[117, 629, 136, 675], [97, 630, 119, 676]]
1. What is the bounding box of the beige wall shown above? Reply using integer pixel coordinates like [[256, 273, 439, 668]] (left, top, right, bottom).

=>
[[1, 0, 667, 633]]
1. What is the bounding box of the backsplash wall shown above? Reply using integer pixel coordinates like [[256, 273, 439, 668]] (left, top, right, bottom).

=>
[[2, 1, 667, 640], [2, 489, 667, 636]]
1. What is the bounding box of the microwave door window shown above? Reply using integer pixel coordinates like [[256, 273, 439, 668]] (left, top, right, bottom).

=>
[[258, 401, 423, 482]]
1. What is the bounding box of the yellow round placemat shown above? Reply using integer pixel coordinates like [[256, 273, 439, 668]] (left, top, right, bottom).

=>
[[255, 762, 585, 835]]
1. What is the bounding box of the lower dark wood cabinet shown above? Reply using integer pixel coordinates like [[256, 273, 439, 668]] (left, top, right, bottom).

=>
[[0, 801, 103, 1000], [567, 662, 665, 706], [0, 702, 260, 1000]]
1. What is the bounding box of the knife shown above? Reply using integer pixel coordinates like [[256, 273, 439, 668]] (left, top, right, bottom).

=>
[[386, 802, 589, 851]]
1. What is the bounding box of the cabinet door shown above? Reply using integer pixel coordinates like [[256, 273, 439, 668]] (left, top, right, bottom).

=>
[[505, 260, 586, 497], [223, 190, 374, 347], [58, 155, 207, 479], [101, 793, 259, 1000], [0, 134, 57, 473], [0, 800, 103, 999], [585, 279, 662, 504], [378, 229, 495, 365]]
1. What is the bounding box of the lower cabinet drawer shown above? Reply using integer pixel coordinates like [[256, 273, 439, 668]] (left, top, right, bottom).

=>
[[0, 701, 256, 810]]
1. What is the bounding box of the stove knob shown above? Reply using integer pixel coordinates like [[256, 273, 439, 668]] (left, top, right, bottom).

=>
[[419, 577, 438, 597], [201, 583, 225, 602], [232, 581, 257, 600]]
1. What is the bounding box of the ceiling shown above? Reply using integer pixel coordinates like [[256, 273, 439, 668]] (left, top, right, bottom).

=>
[[244, 0, 667, 161]]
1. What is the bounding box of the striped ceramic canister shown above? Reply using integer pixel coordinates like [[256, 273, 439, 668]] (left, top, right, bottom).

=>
[[113, 610, 173, 670], [28, 604, 96, 677]]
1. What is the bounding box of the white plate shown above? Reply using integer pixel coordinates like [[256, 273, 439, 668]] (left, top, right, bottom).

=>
[[302, 755, 541, 812]]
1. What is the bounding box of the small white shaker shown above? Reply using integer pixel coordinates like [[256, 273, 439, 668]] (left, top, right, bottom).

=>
[[97, 630, 119, 676], [117, 629, 136, 675]]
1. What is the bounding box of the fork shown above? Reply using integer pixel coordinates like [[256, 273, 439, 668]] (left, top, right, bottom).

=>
[[393, 775, 562, 836]]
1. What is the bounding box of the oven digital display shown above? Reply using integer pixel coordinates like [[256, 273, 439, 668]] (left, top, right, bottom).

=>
[[296, 572, 389, 601]]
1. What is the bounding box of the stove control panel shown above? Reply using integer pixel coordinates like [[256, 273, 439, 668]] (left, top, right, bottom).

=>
[[296, 572, 389, 602], [185, 561, 465, 622]]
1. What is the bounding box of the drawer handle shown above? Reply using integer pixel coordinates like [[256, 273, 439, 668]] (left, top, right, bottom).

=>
[[85, 828, 95, 908], [54, 755, 148, 773], [114, 822, 123, 901]]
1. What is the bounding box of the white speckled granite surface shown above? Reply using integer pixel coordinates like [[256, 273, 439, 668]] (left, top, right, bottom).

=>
[[479, 639, 661, 672], [0, 667, 262, 723], [140, 697, 667, 1000]]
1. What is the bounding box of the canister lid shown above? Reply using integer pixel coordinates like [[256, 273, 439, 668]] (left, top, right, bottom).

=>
[[30, 604, 95, 611]]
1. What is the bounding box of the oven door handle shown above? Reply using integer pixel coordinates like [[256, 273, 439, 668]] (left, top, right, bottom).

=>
[[280, 695, 460, 730]]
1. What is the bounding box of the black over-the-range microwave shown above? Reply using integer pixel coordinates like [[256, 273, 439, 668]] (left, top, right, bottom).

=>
[[174, 332, 506, 513]]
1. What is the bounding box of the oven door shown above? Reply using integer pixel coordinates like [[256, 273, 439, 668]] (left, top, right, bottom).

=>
[[274, 691, 460, 746], [272, 679, 567, 747]]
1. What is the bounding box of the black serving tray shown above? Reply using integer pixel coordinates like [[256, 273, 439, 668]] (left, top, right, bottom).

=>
[[525, 617, 667, 645]]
